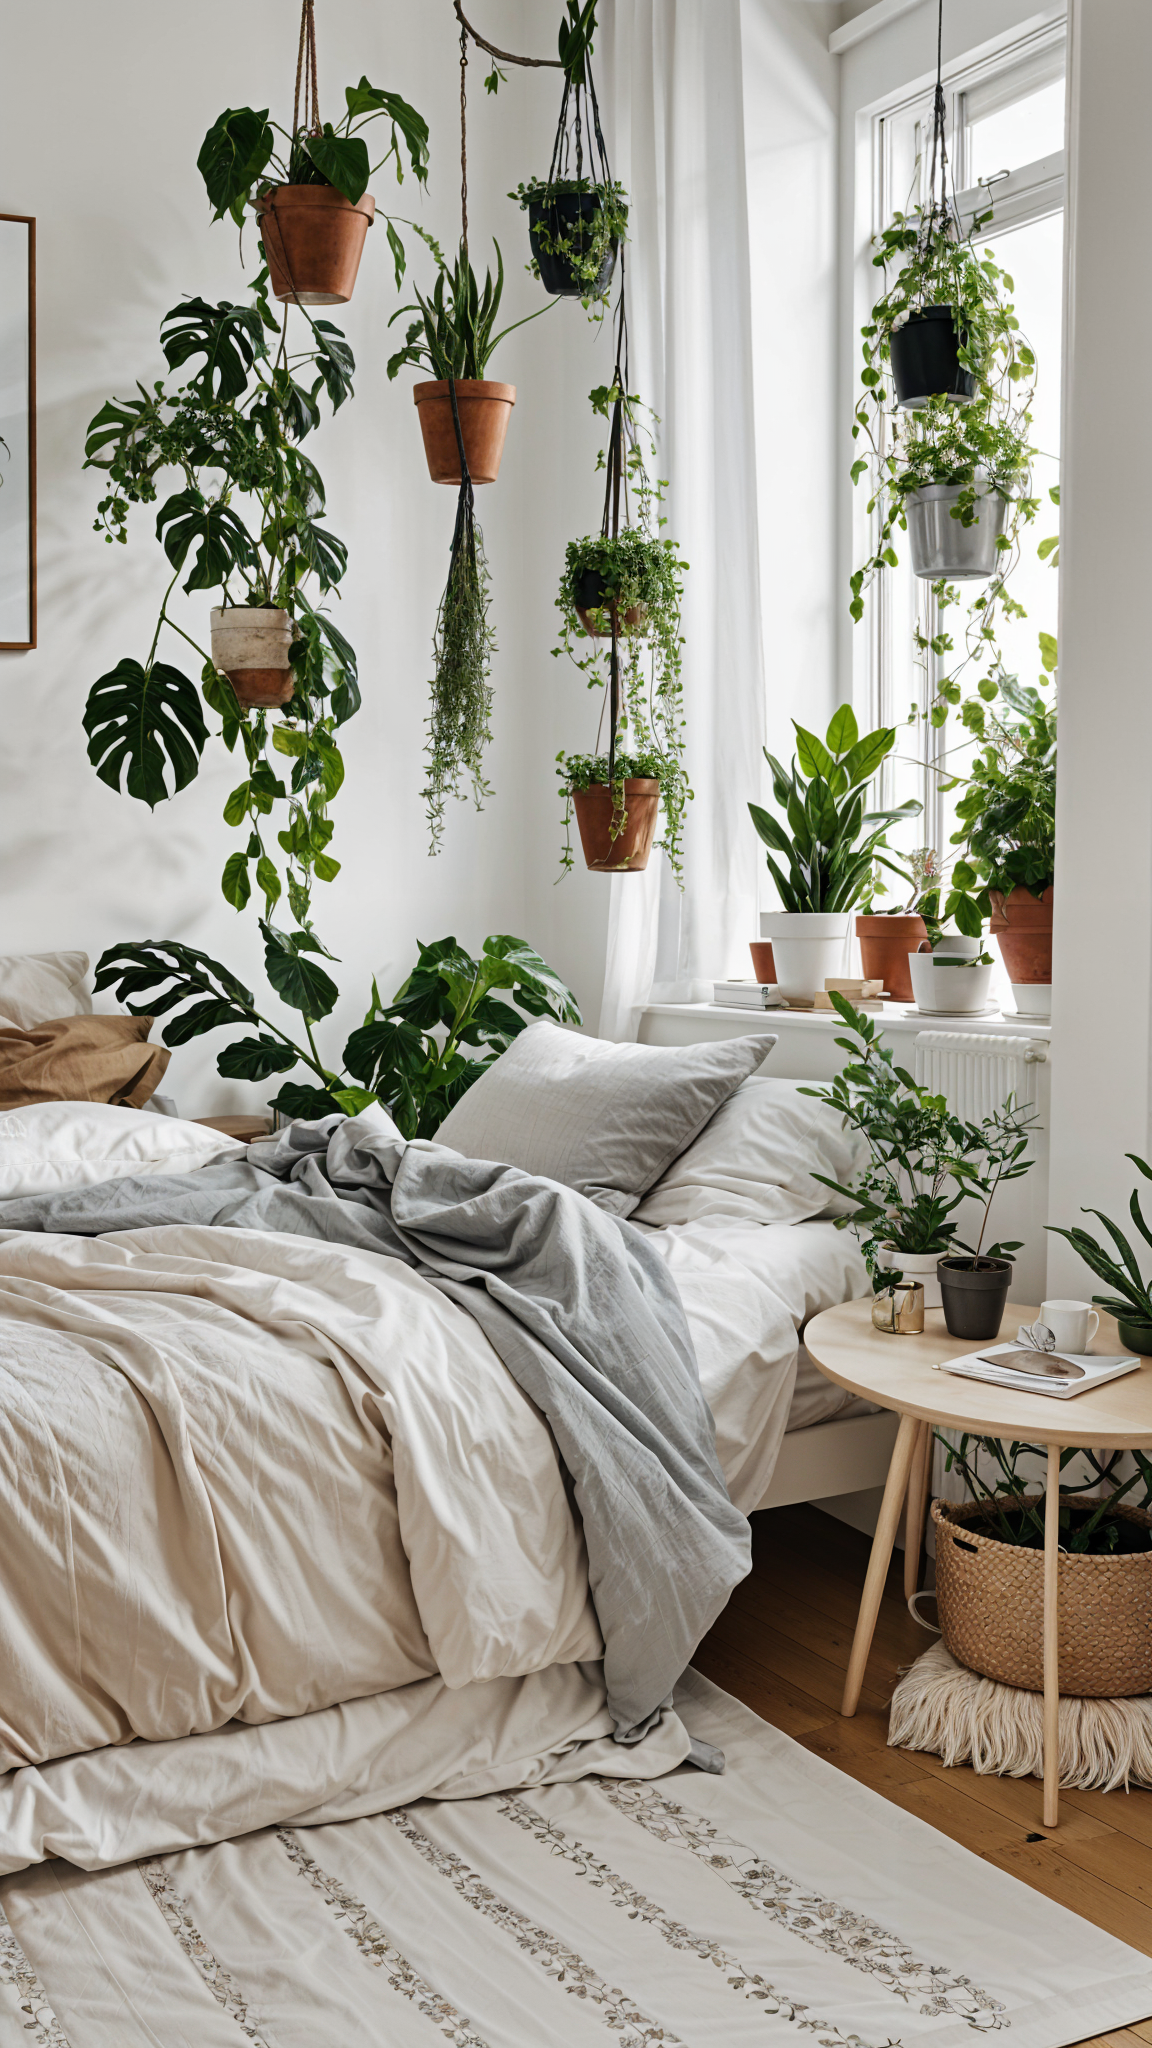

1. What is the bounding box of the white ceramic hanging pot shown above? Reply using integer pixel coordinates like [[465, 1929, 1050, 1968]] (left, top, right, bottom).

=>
[[759, 911, 852, 1003], [210, 606, 296, 708], [905, 481, 1009, 582]]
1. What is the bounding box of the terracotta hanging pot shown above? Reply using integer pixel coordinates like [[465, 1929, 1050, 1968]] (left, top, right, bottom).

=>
[[413, 380, 516, 485], [571, 779, 660, 873], [572, 563, 649, 640], [749, 941, 776, 984], [256, 185, 375, 306], [210, 607, 296, 708], [989, 884, 1054, 983], [855, 913, 929, 1003]]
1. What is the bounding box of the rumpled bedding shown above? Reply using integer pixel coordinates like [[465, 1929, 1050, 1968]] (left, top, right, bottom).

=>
[[0, 1106, 750, 1764]]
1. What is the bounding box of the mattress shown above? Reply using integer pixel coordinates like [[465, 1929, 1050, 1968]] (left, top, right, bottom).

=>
[[641, 1217, 871, 1513]]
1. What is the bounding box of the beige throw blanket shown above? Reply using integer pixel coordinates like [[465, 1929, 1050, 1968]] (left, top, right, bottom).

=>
[[0, 1225, 598, 1773]]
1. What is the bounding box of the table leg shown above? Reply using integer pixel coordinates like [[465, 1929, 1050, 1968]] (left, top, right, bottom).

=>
[[842, 1412, 920, 1718], [903, 1420, 932, 1601], [1043, 1443, 1061, 1828]]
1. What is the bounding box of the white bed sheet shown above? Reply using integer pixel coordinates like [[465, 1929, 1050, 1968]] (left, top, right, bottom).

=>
[[640, 1217, 871, 1513]]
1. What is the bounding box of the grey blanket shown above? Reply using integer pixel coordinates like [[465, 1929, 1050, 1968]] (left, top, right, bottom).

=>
[[0, 1108, 750, 1746]]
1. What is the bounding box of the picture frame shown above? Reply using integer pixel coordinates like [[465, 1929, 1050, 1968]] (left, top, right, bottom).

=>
[[0, 214, 36, 651]]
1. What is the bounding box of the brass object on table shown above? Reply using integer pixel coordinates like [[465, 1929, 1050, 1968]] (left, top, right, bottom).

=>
[[872, 1281, 925, 1335]]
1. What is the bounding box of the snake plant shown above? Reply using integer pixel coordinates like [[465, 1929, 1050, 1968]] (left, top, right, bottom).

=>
[[1048, 1155, 1152, 1335], [748, 707, 920, 914]]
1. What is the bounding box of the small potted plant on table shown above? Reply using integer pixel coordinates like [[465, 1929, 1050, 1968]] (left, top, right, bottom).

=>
[[748, 710, 920, 1004], [804, 993, 1034, 1331]]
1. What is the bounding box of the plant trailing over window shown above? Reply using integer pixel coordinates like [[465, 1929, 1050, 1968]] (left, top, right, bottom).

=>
[[849, 4, 1041, 737], [197, 0, 429, 278], [802, 993, 1033, 1277], [748, 708, 921, 914], [93, 933, 579, 1129], [554, 291, 690, 882], [507, 1, 629, 317], [82, 271, 359, 948]]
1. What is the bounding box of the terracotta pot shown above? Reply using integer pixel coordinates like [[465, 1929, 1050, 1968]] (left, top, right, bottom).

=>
[[989, 884, 1054, 984], [256, 185, 375, 306], [571, 780, 659, 873], [210, 606, 296, 708], [413, 380, 516, 485], [855, 913, 928, 1003], [749, 941, 776, 984]]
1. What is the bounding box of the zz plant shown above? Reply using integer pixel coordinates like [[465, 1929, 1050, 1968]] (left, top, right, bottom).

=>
[[95, 933, 580, 1128], [748, 709, 920, 914]]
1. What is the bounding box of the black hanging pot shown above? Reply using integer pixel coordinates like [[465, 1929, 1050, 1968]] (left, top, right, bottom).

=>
[[937, 1256, 1013, 1341], [528, 190, 618, 299], [573, 563, 649, 640], [890, 305, 978, 409]]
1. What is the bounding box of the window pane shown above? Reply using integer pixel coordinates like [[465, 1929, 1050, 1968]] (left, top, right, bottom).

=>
[[968, 76, 1065, 185]]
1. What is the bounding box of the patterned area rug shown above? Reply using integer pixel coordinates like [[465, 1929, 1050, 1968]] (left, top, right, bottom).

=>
[[2, 1668, 1151, 2048]]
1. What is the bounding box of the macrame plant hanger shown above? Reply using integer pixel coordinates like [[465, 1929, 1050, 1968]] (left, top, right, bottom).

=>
[[920, 0, 960, 270], [599, 286, 631, 791], [292, 0, 321, 161]]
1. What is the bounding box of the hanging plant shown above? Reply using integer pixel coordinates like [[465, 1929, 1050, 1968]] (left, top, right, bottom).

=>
[[196, 2, 429, 306], [848, 19, 1042, 734], [424, 378, 497, 851], [555, 356, 690, 884], [82, 268, 360, 999], [509, 0, 626, 313]]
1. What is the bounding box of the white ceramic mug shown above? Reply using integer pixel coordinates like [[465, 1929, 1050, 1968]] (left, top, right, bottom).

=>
[[1039, 1299, 1100, 1354]]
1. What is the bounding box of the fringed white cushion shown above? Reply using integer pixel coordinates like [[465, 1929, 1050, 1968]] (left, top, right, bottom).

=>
[[889, 1639, 1152, 1793]]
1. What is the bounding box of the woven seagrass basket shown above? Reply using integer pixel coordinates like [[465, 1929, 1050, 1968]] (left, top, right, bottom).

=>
[[932, 1495, 1152, 1697]]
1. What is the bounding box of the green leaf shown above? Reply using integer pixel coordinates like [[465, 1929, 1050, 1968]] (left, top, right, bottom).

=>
[[343, 81, 430, 184], [256, 855, 282, 909], [479, 935, 581, 1025], [262, 927, 339, 1021], [952, 893, 985, 938], [841, 728, 895, 789], [313, 852, 341, 882], [270, 1080, 342, 1120], [304, 131, 371, 206], [331, 1085, 381, 1117], [221, 851, 251, 909], [84, 659, 208, 809], [1039, 630, 1059, 673], [217, 1033, 299, 1081], [160, 297, 266, 403], [793, 724, 836, 781], [156, 491, 254, 593], [197, 106, 274, 219], [309, 319, 356, 411], [825, 705, 859, 757]]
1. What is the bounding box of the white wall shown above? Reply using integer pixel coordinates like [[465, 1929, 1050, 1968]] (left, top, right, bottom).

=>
[[0, 0, 614, 1113], [1045, 0, 1152, 1293]]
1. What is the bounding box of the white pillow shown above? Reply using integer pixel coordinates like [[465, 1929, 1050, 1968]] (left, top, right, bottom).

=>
[[0, 951, 93, 1029], [632, 1074, 869, 1229], [0, 1102, 246, 1199]]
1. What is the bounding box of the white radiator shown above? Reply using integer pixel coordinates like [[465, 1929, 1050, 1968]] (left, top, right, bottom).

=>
[[913, 1031, 1048, 1121]]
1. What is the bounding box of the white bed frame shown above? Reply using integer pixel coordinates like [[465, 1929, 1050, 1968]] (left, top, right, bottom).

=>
[[639, 1000, 1053, 1522]]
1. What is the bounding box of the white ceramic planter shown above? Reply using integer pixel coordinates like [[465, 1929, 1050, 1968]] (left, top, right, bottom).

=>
[[929, 933, 983, 961], [908, 951, 994, 1016], [759, 911, 852, 1004], [878, 1243, 944, 1310], [210, 606, 295, 707], [1010, 981, 1051, 1021]]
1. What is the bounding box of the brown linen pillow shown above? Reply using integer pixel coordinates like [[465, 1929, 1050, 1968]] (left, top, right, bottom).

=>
[[0, 1016, 170, 1110]]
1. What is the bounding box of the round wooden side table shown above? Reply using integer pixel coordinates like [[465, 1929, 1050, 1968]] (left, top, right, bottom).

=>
[[803, 1295, 1152, 1827]]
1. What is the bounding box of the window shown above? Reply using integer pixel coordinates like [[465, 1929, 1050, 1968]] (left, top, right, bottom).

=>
[[860, 25, 1064, 943]]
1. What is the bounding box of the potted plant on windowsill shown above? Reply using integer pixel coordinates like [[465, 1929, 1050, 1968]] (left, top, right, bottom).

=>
[[748, 708, 920, 1003], [803, 993, 1033, 1329], [945, 676, 1057, 1019], [197, 44, 429, 306], [387, 239, 553, 484], [855, 846, 945, 1002]]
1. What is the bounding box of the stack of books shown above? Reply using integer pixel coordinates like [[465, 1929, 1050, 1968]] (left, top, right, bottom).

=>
[[712, 981, 787, 1010]]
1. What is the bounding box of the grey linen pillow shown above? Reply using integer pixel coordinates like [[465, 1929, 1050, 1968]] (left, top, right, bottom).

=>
[[434, 1020, 776, 1216]]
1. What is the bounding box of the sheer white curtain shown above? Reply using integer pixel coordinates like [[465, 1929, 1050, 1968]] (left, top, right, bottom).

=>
[[598, 0, 766, 1039]]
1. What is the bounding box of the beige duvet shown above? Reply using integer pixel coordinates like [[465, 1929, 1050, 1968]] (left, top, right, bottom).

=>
[[0, 1226, 599, 1773]]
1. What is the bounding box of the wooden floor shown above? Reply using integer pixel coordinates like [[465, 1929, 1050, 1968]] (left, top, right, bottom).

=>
[[694, 1502, 1152, 2048]]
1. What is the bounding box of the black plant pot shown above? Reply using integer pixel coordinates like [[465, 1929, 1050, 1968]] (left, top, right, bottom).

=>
[[890, 305, 977, 409], [937, 1257, 1013, 1341], [528, 192, 618, 299], [572, 563, 649, 640]]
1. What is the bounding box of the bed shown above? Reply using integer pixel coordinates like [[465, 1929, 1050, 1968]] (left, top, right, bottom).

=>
[[0, 1013, 873, 1876]]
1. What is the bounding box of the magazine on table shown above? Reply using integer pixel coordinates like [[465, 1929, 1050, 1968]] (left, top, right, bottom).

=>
[[937, 1342, 1142, 1399]]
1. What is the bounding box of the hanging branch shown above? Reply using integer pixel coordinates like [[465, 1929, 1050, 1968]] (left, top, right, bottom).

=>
[[452, 1, 564, 70], [425, 377, 495, 850]]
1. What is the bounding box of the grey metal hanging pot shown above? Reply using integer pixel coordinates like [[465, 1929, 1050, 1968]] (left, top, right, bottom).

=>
[[905, 482, 1009, 581]]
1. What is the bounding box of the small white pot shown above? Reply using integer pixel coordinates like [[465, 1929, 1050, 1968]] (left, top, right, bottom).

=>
[[1010, 981, 1051, 1021], [908, 951, 994, 1016], [759, 911, 852, 1004], [878, 1243, 944, 1310], [929, 933, 983, 961]]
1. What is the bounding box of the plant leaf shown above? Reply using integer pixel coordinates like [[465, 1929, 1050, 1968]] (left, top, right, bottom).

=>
[[84, 659, 208, 808], [304, 132, 371, 206], [197, 106, 274, 219]]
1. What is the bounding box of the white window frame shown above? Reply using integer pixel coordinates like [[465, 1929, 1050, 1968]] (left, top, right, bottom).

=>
[[853, 16, 1066, 850]]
